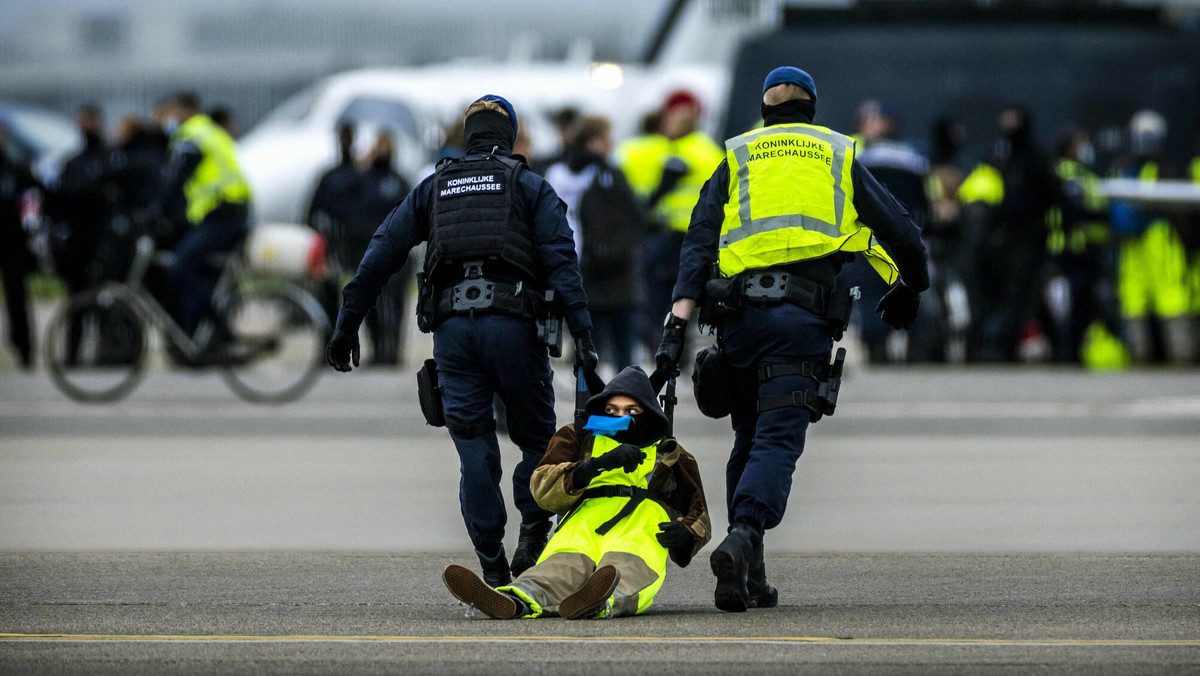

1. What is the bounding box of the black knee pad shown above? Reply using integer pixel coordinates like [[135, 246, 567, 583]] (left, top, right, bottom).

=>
[[446, 416, 497, 440]]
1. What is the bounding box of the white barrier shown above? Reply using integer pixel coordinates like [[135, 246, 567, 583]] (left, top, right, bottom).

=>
[[247, 222, 325, 279], [1097, 179, 1200, 206]]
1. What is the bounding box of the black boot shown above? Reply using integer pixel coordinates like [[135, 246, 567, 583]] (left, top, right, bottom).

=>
[[510, 520, 552, 578], [710, 521, 759, 613], [475, 544, 512, 587], [747, 536, 778, 609]]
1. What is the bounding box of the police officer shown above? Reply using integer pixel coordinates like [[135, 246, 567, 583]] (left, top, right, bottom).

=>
[[157, 92, 252, 349], [656, 67, 929, 612], [327, 96, 597, 587]]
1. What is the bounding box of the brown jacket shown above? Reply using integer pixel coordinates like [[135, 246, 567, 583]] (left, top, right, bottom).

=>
[[530, 424, 712, 567]]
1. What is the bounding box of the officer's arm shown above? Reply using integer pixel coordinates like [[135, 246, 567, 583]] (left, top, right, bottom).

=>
[[670, 160, 729, 316], [851, 162, 930, 292], [528, 177, 592, 335], [336, 180, 430, 333]]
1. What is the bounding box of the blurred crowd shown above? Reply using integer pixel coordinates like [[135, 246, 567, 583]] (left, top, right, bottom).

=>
[[3, 89, 1199, 371]]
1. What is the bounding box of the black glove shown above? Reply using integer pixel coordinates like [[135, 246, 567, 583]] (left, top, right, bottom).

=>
[[592, 443, 645, 474], [573, 330, 604, 393], [656, 520, 695, 549], [876, 283, 921, 330], [655, 313, 687, 372], [574, 330, 598, 372], [326, 327, 360, 372]]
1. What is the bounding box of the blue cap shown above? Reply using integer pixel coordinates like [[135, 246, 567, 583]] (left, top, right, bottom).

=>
[[762, 67, 817, 103], [472, 94, 518, 137]]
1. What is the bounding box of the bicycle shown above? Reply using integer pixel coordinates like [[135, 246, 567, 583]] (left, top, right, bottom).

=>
[[43, 234, 329, 403]]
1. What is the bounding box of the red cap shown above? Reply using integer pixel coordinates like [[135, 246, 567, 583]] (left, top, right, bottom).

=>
[[662, 89, 701, 113]]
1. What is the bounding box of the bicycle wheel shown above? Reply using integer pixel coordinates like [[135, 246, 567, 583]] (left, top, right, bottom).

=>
[[218, 283, 327, 403], [44, 286, 148, 403]]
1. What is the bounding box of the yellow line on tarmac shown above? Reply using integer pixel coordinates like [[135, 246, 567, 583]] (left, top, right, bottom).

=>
[[0, 634, 1198, 646]]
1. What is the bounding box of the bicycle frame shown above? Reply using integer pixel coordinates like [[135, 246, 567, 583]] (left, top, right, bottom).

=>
[[115, 234, 243, 362]]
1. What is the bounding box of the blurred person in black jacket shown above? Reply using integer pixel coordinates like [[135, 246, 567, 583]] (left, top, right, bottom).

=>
[[0, 123, 44, 369], [544, 115, 644, 370], [308, 123, 361, 326], [969, 106, 1061, 362], [353, 131, 413, 366], [45, 105, 117, 363], [48, 105, 112, 297], [846, 101, 936, 362]]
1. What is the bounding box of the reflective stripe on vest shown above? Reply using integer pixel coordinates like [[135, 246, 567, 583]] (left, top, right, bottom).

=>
[[720, 124, 899, 284], [174, 115, 250, 224]]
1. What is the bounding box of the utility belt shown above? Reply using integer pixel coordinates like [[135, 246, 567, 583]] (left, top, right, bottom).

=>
[[417, 260, 564, 357], [556, 485, 668, 536], [692, 345, 847, 423], [700, 264, 859, 339]]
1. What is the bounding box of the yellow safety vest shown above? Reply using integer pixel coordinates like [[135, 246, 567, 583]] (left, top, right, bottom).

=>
[[958, 163, 1004, 206], [588, 435, 658, 490], [1047, 158, 1109, 254], [172, 114, 251, 224], [616, 131, 724, 233], [719, 123, 899, 284]]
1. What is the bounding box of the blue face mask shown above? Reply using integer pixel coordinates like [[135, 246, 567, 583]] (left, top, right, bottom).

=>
[[582, 415, 632, 437]]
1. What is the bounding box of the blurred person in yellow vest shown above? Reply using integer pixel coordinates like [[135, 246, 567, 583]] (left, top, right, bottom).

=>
[[157, 92, 251, 349], [1044, 129, 1126, 367], [616, 90, 723, 358], [1109, 110, 1192, 364]]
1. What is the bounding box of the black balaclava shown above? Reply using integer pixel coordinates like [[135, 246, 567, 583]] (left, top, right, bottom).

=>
[[463, 110, 515, 153], [762, 98, 816, 127], [371, 153, 392, 171], [83, 130, 104, 151], [611, 413, 660, 448]]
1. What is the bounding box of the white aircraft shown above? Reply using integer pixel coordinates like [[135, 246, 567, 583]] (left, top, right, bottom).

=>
[[237, 60, 728, 224]]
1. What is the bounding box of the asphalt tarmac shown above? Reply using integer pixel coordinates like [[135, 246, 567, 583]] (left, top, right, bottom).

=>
[[1, 362, 1199, 673]]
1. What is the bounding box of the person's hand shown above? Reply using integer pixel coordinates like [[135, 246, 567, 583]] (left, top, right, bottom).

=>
[[326, 327, 360, 372], [656, 520, 695, 549], [574, 330, 598, 373], [655, 313, 687, 372], [875, 283, 921, 330], [593, 443, 645, 474], [573, 330, 604, 393]]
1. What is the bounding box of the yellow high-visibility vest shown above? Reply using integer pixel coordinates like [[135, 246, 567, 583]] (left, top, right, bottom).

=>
[[173, 114, 251, 224], [958, 163, 1004, 206], [588, 434, 658, 490], [1047, 158, 1109, 254], [719, 123, 898, 284], [616, 131, 723, 233]]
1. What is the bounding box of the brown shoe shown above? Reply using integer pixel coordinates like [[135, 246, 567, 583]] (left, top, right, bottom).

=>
[[559, 565, 621, 620], [443, 564, 520, 619]]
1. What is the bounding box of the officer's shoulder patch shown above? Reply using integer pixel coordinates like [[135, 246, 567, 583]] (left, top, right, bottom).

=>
[[437, 171, 506, 199]]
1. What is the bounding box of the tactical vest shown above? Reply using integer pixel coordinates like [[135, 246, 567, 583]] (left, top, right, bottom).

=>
[[172, 114, 250, 225], [425, 154, 540, 286], [720, 124, 899, 284]]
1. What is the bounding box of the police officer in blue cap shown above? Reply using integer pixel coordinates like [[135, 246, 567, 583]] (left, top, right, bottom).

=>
[[328, 95, 598, 587], [656, 67, 930, 611]]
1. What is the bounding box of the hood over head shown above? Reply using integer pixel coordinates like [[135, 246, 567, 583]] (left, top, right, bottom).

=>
[[585, 365, 669, 446]]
